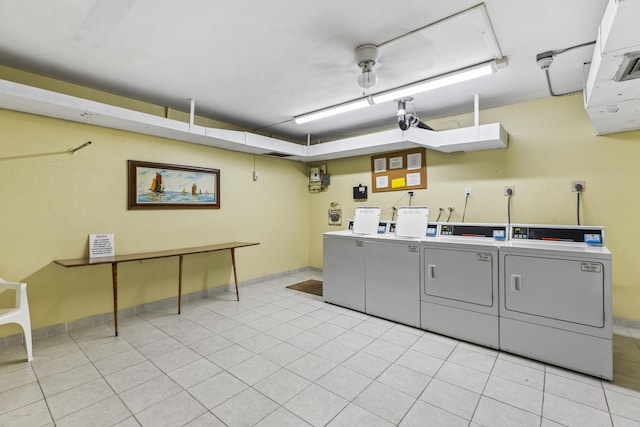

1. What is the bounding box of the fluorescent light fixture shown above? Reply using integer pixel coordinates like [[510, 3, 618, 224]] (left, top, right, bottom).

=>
[[293, 59, 503, 125], [372, 61, 497, 104], [294, 98, 371, 124]]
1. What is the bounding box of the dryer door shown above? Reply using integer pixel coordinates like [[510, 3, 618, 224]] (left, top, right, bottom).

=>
[[503, 254, 605, 327], [423, 248, 494, 306]]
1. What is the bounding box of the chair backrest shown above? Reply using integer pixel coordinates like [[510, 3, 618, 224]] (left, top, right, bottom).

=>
[[0, 278, 28, 309]]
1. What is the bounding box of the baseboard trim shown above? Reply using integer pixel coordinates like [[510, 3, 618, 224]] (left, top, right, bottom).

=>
[[613, 317, 640, 330]]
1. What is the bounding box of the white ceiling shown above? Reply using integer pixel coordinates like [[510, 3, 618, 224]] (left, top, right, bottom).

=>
[[0, 0, 609, 143]]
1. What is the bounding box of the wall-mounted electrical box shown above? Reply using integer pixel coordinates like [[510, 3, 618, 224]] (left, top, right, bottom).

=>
[[353, 185, 368, 200], [309, 167, 322, 182], [309, 164, 328, 192]]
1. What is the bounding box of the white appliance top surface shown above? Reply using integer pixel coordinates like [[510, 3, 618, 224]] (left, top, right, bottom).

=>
[[500, 239, 611, 255], [323, 230, 357, 237], [365, 234, 423, 242], [423, 235, 506, 248]]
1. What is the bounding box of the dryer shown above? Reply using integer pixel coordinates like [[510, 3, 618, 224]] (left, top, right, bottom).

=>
[[499, 224, 612, 379], [420, 223, 507, 348]]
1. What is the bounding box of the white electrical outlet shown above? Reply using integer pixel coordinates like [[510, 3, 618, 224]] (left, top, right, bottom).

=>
[[309, 167, 321, 182], [465, 187, 472, 197], [504, 186, 515, 196], [253, 171, 259, 181]]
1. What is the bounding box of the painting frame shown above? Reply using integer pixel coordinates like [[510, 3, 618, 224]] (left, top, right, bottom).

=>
[[128, 160, 220, 210]]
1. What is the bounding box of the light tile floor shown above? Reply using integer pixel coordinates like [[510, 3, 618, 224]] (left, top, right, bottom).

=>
[[1, 270, 640, 426]]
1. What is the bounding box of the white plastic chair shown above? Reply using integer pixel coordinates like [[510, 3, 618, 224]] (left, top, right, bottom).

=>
[[0, 278, 33, 361]]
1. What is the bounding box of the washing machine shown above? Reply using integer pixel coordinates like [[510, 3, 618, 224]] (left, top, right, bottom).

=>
[[420, 223, 507, 348], [362, 207, 428, 327], [322, 207, 381, 312], [499, 224, 612, 379], [364, 234, 422, 327], [323, 230, 367, 311]]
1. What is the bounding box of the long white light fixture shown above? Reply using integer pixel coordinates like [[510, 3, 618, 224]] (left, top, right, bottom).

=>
[[371, 61, 497, 104], [293, 59, 503, 125], [293, 98, 371, 124]]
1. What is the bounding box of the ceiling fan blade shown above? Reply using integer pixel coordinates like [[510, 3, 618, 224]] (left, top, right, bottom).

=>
[[371, 30, 438, 89], [74, 0, 137, 46], [306, 35, 356, 71]]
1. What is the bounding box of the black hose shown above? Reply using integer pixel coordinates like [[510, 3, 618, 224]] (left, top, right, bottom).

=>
[[461, 194, 469, 223], [577, 192, 581, 226]]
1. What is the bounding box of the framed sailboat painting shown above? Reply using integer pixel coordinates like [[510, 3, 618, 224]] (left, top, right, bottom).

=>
[[128, 160, 220, 210]]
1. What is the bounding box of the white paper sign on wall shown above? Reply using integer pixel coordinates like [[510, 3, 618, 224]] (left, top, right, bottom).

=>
[[89, 233, 115, 258]]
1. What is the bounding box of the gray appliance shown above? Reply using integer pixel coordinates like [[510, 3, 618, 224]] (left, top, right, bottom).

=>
[[499, 224, 612, 379], [322, 231, 366, 311], [420, 223, 506, 348], [365, 234, 421, 327]]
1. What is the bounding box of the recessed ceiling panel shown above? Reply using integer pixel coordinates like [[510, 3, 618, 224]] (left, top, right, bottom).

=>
[[377, 4, 502, 90]]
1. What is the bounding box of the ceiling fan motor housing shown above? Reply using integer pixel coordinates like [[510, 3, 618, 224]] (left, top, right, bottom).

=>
[[355, 44, 379, 89], [355, 44, 379, 67]]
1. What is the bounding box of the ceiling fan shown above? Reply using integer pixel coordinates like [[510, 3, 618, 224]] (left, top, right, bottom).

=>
[[296, 4, 505, 125], [307, 29, 435, 95]]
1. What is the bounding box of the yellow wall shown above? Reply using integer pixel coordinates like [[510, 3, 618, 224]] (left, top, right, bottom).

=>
[[2, 70, 640, 337], [309, 94, 640, 321], [0, 108, 310, 335]]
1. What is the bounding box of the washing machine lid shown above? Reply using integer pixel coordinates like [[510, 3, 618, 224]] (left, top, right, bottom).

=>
[[395, 206, 429, 238], [388, 221, 437, 237], [352, 206, 381, 235]]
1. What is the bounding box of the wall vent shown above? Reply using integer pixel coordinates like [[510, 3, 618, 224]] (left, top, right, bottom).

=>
[[264, 151, 292, 157], [614, 51, 640, 82]]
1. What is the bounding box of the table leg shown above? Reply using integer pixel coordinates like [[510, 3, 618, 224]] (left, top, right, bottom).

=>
[[111, 263, 118, 337], [178, 255, 184, 314], [231, 248, 239, 301]]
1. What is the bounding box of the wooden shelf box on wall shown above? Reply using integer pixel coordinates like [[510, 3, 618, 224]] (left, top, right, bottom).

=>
[[371, 147, 427, 193]]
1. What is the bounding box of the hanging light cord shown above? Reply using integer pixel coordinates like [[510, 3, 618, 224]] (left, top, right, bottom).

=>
[[461, 194, 469, 223]]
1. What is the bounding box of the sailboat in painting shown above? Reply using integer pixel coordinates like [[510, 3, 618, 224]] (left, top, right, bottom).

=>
[[150, 172, 164, 193]]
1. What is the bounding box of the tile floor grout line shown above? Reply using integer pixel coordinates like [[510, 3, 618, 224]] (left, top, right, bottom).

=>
[[3, 271, 640, 426]]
